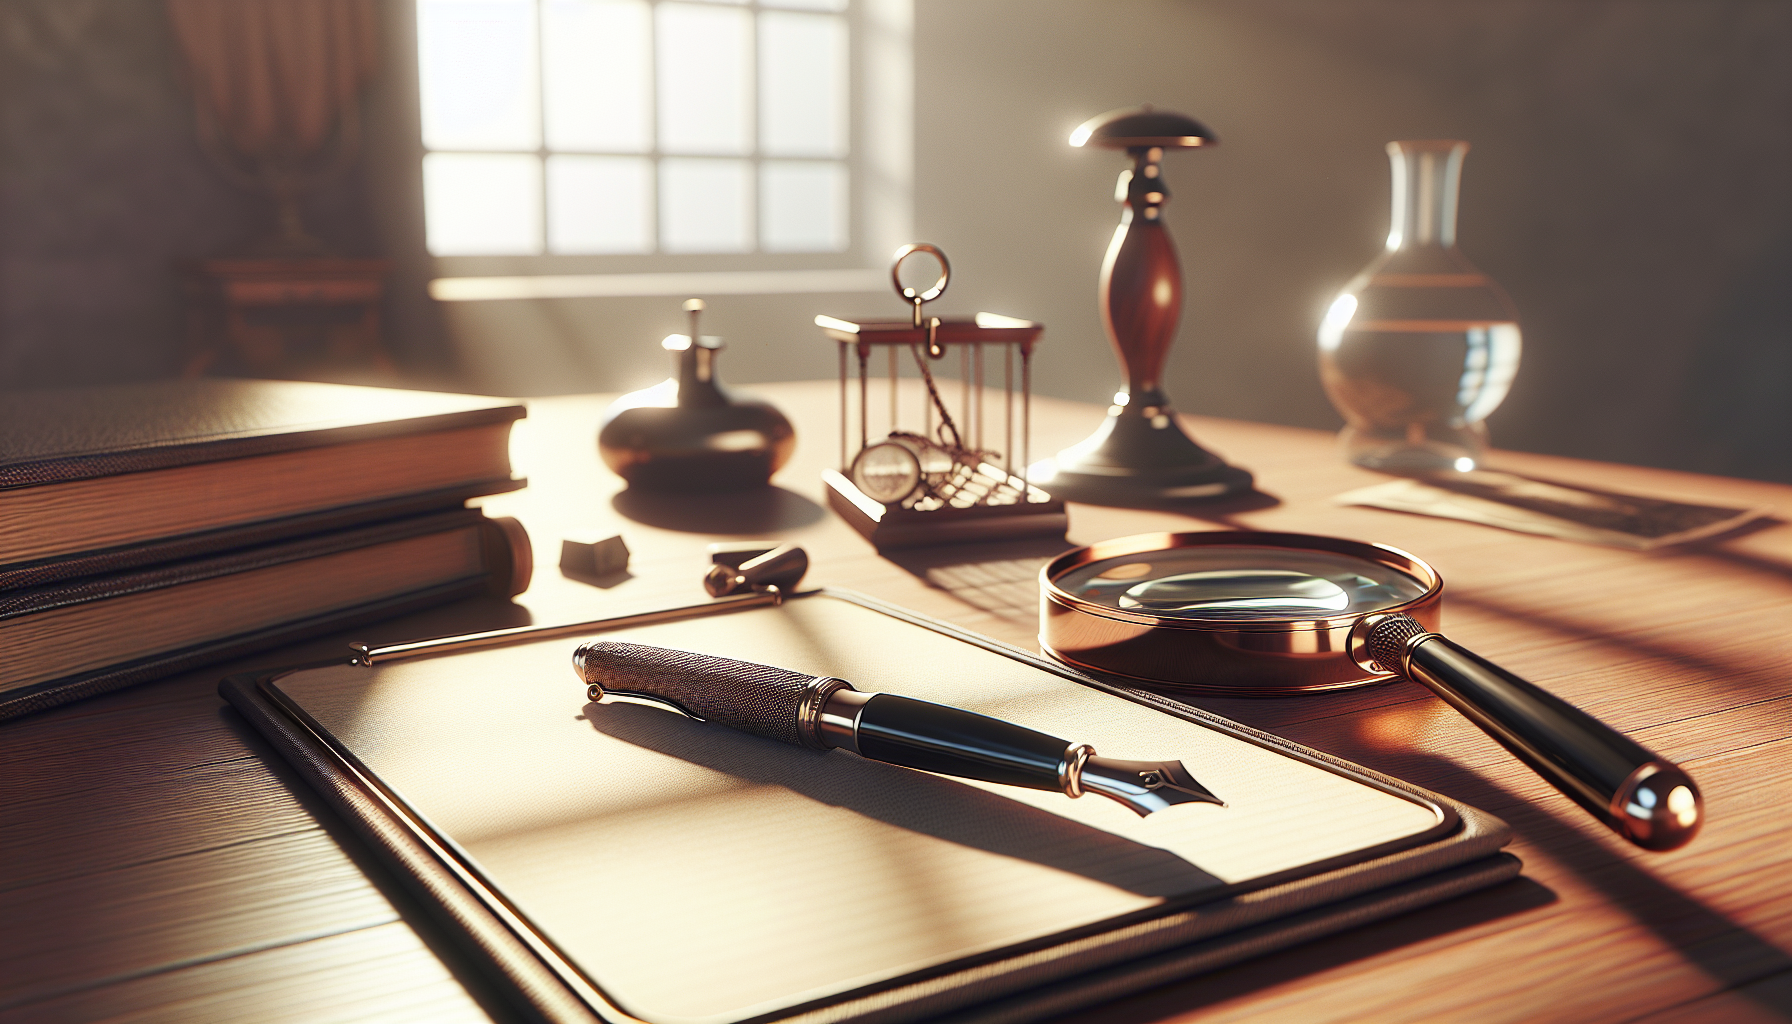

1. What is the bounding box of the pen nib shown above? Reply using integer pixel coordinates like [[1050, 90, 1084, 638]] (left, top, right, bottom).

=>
[[1079, 756, 1225, 817]]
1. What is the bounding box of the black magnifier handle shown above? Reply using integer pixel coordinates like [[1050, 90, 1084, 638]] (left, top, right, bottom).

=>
[[1362, 615, 1702, 850], [572, 641, 1222, 816]]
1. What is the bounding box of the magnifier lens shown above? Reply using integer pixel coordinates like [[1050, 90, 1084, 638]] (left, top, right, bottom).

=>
[[1056, 546, 1430, 621], [1040, 534, 1444, 694], [850, 443, 922, 503]]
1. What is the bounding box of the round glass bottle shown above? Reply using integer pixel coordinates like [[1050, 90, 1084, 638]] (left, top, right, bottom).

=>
[[1317, 140, 1520, 474]]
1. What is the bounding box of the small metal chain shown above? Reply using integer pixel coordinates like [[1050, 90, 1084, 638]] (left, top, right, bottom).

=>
[[909, 323, 963, 451]]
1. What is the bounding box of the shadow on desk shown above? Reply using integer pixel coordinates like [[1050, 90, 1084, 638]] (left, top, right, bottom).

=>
[[1677, 530, 1792, 583], [882, 536, 1075, 629], [874, 491, 1283, 630], [612, 485, 825, 533], [582, 699, 1222, 899], [208, 703, 531, 1024], [1089, 487, 1283, 521], [1027, 485, 1283, 520], [1048, 871, 1556, 1024], [1073, 713, 1792, 1024]]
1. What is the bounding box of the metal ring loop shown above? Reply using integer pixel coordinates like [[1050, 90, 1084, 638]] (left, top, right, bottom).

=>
[[890, 243, 950, 305], [1059, 743, 1096, 798]]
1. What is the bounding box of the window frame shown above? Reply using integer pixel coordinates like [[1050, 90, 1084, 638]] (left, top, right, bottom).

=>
[[417, 0, 912, 298]]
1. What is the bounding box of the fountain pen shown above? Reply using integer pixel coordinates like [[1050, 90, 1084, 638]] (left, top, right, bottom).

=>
[[573, 641, 1223, 816]]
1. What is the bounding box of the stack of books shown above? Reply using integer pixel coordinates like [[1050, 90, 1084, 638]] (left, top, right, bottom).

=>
[[0, 378, 533, 722]]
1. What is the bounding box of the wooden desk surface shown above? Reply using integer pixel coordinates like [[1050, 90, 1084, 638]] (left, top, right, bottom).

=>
[[3, 382, 1788, 1024]]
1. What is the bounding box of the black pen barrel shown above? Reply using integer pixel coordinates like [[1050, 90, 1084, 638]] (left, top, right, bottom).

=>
[[854, 693, 1071, 792], [574, 642, 1075, 790]]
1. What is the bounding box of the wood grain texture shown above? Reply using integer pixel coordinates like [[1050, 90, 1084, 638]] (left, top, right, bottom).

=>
[[1630, 971, 1792, 1024], [0, 923, 495, 1024], [1, 382, 1786, 1022]]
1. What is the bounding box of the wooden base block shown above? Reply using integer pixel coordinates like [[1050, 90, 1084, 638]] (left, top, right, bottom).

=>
[[823, 469, 1067, 550]]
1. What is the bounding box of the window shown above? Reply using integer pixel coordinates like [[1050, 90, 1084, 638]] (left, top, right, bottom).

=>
[[417, 0, 855, 259]]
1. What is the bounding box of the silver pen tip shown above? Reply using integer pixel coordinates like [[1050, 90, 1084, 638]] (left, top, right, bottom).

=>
[[1080, 756, 1225, 817]]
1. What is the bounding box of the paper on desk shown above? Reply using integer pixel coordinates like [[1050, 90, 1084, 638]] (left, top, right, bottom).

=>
[[1335, 470, 1774, 549], [276, 598, 1449, 1023]]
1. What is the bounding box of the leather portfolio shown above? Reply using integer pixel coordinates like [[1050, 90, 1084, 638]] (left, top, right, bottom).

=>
[[222, 590, 1519, 1024]]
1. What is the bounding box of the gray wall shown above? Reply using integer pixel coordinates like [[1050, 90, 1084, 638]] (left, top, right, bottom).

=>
[[2, 0, 1787, 482], [910, 0, 1790, 483], [0, 0, 451, 384]]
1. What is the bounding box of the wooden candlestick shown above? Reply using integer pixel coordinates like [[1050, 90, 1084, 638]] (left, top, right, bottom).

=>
[[1032, 106, 1253, 505]]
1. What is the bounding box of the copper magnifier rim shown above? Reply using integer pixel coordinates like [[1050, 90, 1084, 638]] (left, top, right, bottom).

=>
[[1039, 531, 1444, 696]]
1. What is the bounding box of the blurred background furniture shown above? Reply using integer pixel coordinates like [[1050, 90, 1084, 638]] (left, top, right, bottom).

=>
[[181, 257, 394, 378], [165, 0, 378, 259]]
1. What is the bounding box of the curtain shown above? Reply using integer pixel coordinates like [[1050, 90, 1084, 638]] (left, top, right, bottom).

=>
[[165, 0, 379, 169]]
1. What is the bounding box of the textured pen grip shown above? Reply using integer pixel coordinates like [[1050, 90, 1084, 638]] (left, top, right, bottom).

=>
[[575, 641, 815, 746]]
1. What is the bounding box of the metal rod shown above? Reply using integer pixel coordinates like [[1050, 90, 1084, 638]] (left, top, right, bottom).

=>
[[888, 345, 898, 438], [960, 344, 971, 450], [974, 343, 985, 455], [838, 342, 847, 469], [1022, 346, 1033, 498], [349, 590, 785, 665], [1004, 343, 1015, 486], [922, 347, 932, 440], [858, 344, 869, 458]]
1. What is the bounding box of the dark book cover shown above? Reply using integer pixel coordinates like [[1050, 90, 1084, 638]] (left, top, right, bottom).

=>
[[0, 378, 524, 489], [0, 478, 523, 592], [0, 378, 528, 580], [0, 509, 533, 723]]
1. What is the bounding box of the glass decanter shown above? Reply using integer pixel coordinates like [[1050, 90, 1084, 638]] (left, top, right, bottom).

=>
[[1317, 140, 1520, 474]]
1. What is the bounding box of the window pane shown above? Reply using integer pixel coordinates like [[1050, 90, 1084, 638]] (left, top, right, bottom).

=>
[[542, 0, 651, 152], [762, 0, 847, 10], [661, 159, 752, 252], [417, 0, 539, 151], [424, 153, 543, 255], [761, 160, 846, 252], [548, 156, 654, 253], [657, 3, 752, 155], [760, 12, 847, 158]]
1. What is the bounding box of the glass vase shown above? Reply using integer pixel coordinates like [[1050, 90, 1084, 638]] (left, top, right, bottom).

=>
[[1317, 140, 1520, 474]]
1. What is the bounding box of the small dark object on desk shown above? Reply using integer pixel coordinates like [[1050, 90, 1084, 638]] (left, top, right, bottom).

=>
[[573, 640, 1223, 817], [707, 541, 779, 568], [599, 299, 795, 492], [559, 533, 630, 579], [703, 542, 809, 596]]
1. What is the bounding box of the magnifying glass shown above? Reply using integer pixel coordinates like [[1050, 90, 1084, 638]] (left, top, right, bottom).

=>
[[1041, 531, 1703, 851], [849, 431, 958, 505]]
